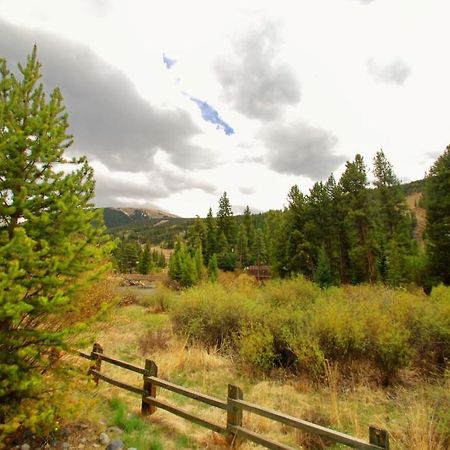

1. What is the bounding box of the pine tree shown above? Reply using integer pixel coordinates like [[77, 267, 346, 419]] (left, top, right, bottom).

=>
[[236, 224, 250, 268], [314, 246, 335, 288], [168, 241, 198, 287], [138, 244, 152, 274], [372, 150, 415, 284], [188, 215, 206, 251], [0, 48, 111, 429], [204, 208, 218, 263], [243, 205, 255, 250], [217, 192, 236, 247], [208, 254, 219, 283], [424, 145, 450, 285], [339, 155, 377, 283], [252, 228, 268, 266], [119, 240, 140, 273], [194, 245, 205, 281], [279, 185, 312, 277], [168, 242, 182, 282], [217, 230, 236, 271], [157, 250, 166, 268]]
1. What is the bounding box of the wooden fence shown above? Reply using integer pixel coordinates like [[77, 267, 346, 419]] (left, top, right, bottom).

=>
[[77, 343, 389, 450]]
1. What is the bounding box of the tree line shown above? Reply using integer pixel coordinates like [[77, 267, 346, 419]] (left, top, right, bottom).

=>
[[170, 147, 450, 289], [113, 239, 166, 273]]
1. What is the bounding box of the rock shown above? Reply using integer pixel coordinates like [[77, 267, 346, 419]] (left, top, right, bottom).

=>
[[79, 423, 89, 430], [20, 445, 30, 450], [99, 432, 110, 445], [106, 439, 124, 450]]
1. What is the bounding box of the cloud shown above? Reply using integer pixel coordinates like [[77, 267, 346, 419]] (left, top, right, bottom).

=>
[[232, 205, 263, 215], [81, 0, 112, 17], [92, 162, 217, 207], [0, 19, 214, 172], [239, 186, 256, 195], [189, 97, 234, 135], [261, 122, 343, 179], [214, 20, 300, 121], [367, 58, 412, 85], [163, 53, 176, 69]]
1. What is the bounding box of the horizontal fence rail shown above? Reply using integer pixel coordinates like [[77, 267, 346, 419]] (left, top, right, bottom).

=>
[[76, 343, 389, 450]]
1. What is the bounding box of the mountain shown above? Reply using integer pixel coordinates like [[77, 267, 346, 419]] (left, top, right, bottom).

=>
[[102, 207, 179, 229]]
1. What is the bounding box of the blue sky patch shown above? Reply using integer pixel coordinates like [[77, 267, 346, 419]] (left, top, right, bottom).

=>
[[163, 53, 176, 69], [190, 97, 234, 135]]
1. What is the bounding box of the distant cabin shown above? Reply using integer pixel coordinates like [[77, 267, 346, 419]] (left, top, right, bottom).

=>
[[246, 265, 271, 282]]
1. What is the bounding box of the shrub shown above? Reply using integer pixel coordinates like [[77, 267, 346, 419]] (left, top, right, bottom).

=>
[[171, 283, 257, 348], [239, 325, 275, 372], [169, 278, 450, 384]]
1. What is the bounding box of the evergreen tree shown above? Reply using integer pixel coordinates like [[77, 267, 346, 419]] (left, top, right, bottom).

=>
[[339, 155, 377, 283], [204, 208, 218, 263], [262, 209, 283, 270], [372, 150, 415, 284], [304, 181, 337, 277], [208, 254, 219, 283], [279, 185, 312, 277], [188, 215, 206, 251], [424, 145, 450, 285], [217, 230, 236, 271], [194, 245, 205, 281], [117, 240, 140, 273], [243, 205, 255, 250], [252, 228, 268, 266], [236, 223, 250, 268], [157, 250, 166, 268], [324, 174, 344, 281], [180, 250, 197, 287], [217, 192, 236, 247], [168, 242, 198, 287], [0, 48, 111, 430], [314, 246, 335, 288], [138, 244, 153, 274]]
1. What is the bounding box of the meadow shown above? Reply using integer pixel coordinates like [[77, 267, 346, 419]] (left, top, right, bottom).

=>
[[55, 274, 450, 450]]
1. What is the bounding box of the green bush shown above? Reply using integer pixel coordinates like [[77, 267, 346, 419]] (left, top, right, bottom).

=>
[[239, 325, 275, 371], [169, 279, 450, 383], [171, 283, 258, 348]]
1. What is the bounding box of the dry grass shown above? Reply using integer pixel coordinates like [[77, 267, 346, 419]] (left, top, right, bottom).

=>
[[65, 285, 450, 450]]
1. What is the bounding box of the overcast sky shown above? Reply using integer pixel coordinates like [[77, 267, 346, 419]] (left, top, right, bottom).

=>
[[1, 0, 449, 217]]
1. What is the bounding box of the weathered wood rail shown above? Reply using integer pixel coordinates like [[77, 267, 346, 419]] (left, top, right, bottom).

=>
[[77, 343, 389, 450]]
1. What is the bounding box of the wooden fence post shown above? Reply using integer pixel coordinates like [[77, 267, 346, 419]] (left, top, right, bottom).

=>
[[227, 384, 243, 446], [89, 343, 103, 386], [142, 359, 158, 416], [369, 426, 389, 449]]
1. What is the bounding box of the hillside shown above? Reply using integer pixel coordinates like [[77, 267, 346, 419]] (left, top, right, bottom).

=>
[[102, 207, 180, 228]]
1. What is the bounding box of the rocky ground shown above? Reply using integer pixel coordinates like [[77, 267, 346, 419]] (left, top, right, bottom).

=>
[[9, 422, 138, 450]]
